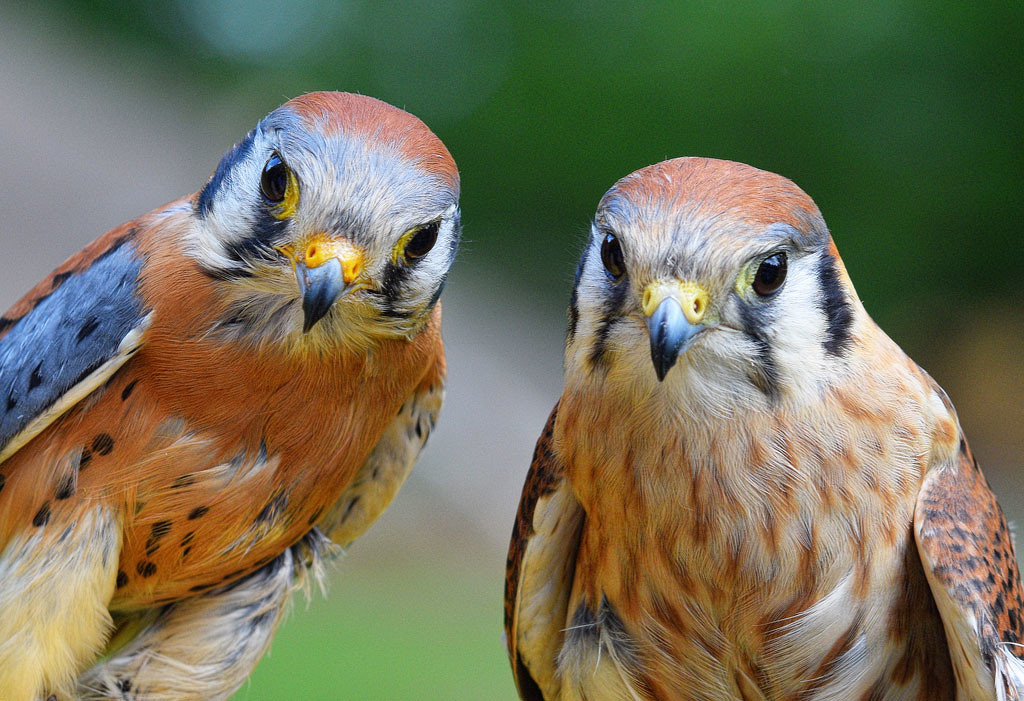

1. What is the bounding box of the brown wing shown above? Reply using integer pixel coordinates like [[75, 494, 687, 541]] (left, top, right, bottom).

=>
[[915, 437, 1024, 699], [505, 402, 585, 700]]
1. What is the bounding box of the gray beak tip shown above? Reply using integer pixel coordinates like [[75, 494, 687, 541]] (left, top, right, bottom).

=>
[[298, 258, 345, 333], [646, 298, 700, 381]]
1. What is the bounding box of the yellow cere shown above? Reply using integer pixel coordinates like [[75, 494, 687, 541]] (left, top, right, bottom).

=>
[[642, 280, 710, 325], [304, 236, 364, 283], [270, 168, 300, 220], [275, 236, 365, 284]]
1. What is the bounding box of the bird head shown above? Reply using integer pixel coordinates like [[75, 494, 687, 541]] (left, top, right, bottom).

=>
[[566, 157, 861, 409], [186, 92, 460, 350]]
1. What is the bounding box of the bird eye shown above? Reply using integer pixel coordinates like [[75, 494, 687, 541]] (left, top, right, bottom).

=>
[[600, 233, 626, 281], [403, 221, 440, 262], [260, 154, 289, 205], [753, 252, 787, 296]]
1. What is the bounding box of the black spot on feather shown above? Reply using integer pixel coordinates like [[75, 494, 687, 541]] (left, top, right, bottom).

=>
[[33, 502, 51, 527], [121, 379, 138, 400], [77, 316, 100, 343], [188, 505, 209, 520], [55, 474, 75, 500], [150, 520, 172, 539], [28, 362, 43, 390], [171, 474, 195, 488], [92, 433, 114, 455]]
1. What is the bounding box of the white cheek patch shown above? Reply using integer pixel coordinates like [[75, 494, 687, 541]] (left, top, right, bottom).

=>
[[762, 253, 833, 401], [184, 133, 270, 272]]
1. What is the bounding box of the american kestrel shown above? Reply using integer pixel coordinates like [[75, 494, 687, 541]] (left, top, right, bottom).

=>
[[0, 91, 460, 700], [504, 158, 1024, 700]]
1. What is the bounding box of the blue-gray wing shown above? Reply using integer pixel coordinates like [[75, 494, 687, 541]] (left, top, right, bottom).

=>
[[0, 232, 150, 463]]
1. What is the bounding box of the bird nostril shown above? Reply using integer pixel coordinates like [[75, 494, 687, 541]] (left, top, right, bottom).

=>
[[303, 243, 333, 268], [642, 288, 652, 310], [693, 298, 703, 316]]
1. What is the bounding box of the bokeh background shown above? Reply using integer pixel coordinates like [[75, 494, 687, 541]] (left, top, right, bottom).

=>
[[1, 2, 1022, 698]]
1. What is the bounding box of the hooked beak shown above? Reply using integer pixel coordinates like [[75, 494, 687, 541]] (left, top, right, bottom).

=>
[[642, 280, 710, 381], [281, 236, 365, 333]]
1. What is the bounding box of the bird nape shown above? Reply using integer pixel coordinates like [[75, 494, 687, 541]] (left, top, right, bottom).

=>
[[505, 157, 1024, 700], [0, 91, 460, 700]]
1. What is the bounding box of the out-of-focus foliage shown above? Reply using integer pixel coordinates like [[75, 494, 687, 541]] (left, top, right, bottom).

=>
[[50, 0, 1024, 339]]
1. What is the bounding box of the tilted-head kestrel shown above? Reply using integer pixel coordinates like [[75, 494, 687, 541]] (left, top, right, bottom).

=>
[[0, 91, 460, 700], [505, 158, 1024, 699]]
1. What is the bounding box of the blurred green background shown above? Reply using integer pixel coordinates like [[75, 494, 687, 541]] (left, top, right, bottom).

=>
[[1, 1, 1022, 698]]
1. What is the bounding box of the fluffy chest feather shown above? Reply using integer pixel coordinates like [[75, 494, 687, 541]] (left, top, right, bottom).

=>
[[554, 358, 956, 699], [123, 323, 437, 607]]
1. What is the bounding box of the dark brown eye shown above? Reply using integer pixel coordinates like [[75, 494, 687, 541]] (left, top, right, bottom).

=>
[[260, 154, 288, 205], [753, 252, 787, 296], [404, 221, 439, 261], [600, 233, 625, 280]]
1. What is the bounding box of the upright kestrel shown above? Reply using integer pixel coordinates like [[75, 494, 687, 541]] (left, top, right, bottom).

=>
[[505, 158, 1024, 700], [0, 91, 460, 700]]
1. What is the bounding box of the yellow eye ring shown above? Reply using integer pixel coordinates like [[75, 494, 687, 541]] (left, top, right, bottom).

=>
[[391, 220, 441, 265], [735, 251, 788, 298], [261, 154, 300, 220]]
